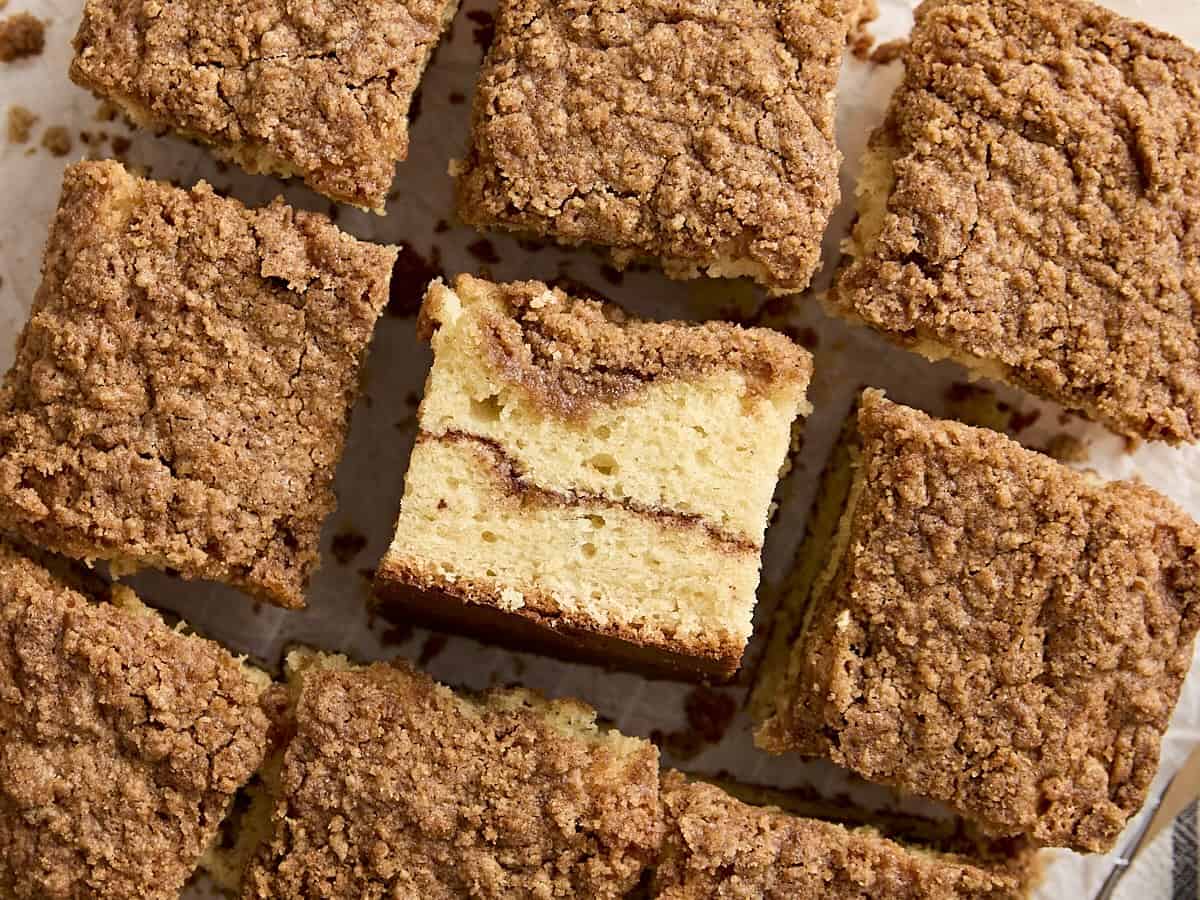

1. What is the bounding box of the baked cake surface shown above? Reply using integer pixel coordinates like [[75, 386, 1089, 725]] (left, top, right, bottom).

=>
[[654, 772, 1028, 899], [0, 161, 395, 609], [375, 275, 812, 679], [831, 0, 1200, 443], [241, 651, 662, 899], [71, 0, 459, 209], [0, 539, 271, 900], [755, 390, 1200, 852], [454, 0, 852, 293]]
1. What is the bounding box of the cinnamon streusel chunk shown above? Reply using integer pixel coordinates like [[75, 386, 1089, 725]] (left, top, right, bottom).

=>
[[454, 0, 853, 293], [754, 390, 1200, 853], [0, 161, 396, 609], [71, 0, 459, 210], [654, 772, 1030, 899], [0, 539, 272, 900], [239, 650, 662, 899], [831, 0, 1200, 443], [375, 275, 812, 680]]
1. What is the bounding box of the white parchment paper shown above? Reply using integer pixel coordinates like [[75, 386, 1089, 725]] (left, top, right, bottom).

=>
[[1, 1, 1199, 896]]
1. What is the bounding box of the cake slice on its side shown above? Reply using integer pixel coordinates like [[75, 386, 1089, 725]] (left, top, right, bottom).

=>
[[0, 539, 273, 900], [374, 274, 813, 680], [654, 772, 1033, 899], [753, 390, 1200, 853], [231, 650, 662, 899]]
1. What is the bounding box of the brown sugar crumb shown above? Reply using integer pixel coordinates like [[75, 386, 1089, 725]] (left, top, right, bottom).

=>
[[329, 529, 368, 565], [0, 12, 44, 62], [0, 539, 271, 899], [831, 0, 1200, 444], [655, 773, 1027, 898], [243, 656, 662, 899], [869, 37, 907, 65], [683, 687, 737, 744], [454, 0, 853, 294], [6, 104, 35, 143], [110, 134, 131, 156], [756, 390, 1200, 853], [0, 160, 397, 609], [1042, 432, 1089, 463], [40, 125, 72, 157], [69, 0, 459, 210]]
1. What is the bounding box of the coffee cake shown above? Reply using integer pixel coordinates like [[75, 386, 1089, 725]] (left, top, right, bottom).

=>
[[754, 390, 1200, 852], [0, 161, 396, 609], [0, 539, 272, 899], [374, 275, 812, 680], [71, 0, 459, 210], [831, 0, 1200, 443], [654, 772, 1030, 898], [453, 0, 854, 293], [237, 650, 662, 899]]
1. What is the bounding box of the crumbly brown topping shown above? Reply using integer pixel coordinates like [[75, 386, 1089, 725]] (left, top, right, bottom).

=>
[[454, 0, 853, 292], [0, 160, 396, 609], [0, 539, 271, 900], [0, 12, 44, 62], [423, 275, 813, 418], [70, 0, 458, 209], [39, 125, 71, 157], [757, 390, 1200, 852], [831, 0, 1200, 444], [243, 661, 662, 899], [655, 773, 1026, 899], [6, 104, 35, 143]]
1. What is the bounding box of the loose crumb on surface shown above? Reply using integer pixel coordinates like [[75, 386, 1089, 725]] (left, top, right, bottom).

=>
[[0, 12, 44, 62], [870, 37, 907, 64], [40, 125, 72, 156], [6, 104, 35, 143]]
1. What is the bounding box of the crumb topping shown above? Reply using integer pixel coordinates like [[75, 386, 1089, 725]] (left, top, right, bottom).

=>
[[0, 540, 271, 900], [760, 390, 1200, 852], [0, 12, 44, 62], [422, 275, 812, 417], [455, 0, 853, 291], [832, 0, 1200, 443], [70, 0, 458, 208], [0, 161, 395, 609], [243, 662, 662, 898]]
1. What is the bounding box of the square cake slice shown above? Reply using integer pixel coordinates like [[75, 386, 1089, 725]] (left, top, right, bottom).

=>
[[0, 161, 396, 609], [453, 0, 852, 293], [374, 275, 813, 680], [654, 772, 1031, 899], [237, 650, 662, 899], [71, 0, 459, 210], [753, 390, 1200, 852], [830, 0, 1200, 443], [0, 539, 272, 900]]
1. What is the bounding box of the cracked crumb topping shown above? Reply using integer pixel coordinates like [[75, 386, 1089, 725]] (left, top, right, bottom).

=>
[[454, 0, 853, 292], [831, 0, 1200, 443], [70, 0, 459, 209], [0, 539, 271, 900], [757, 390, 1200, 853], [0, 160, 396, 609]]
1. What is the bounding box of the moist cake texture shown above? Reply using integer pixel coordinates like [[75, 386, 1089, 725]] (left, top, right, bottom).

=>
[[0, 160, 396, 609], [654, 772, 1028, 899], [241, 651, 662, 899], [831, 0, 1200, 443], [754, 390, 1200, 852], [71, 0, 459, 210], [375, 275, 812, 679], [0, 539, 272, 900], [454, 0, 852, 293]]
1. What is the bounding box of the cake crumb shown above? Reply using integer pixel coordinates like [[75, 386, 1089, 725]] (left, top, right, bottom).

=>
[[40, 125, 72, 157], [0, 12, 44, 62], [1043, 433, 1088, 463], [6, 104, 35, 143], [329, 529, 368, 566], [684, 687, 737, 744], [870, 37, 907, 65]]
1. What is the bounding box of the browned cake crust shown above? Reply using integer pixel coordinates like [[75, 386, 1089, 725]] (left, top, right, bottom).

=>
[[756, 390, 1200, 852], [0, 161, 396, 609], [243, 660, 662, 899], [70, 0, 458, 209], [830, 0, 1200, 443], [0, 539, 271, 900], [454, 0, 852, 292], [417, 275, 814, 418], [654, 772, 1028, 899]]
